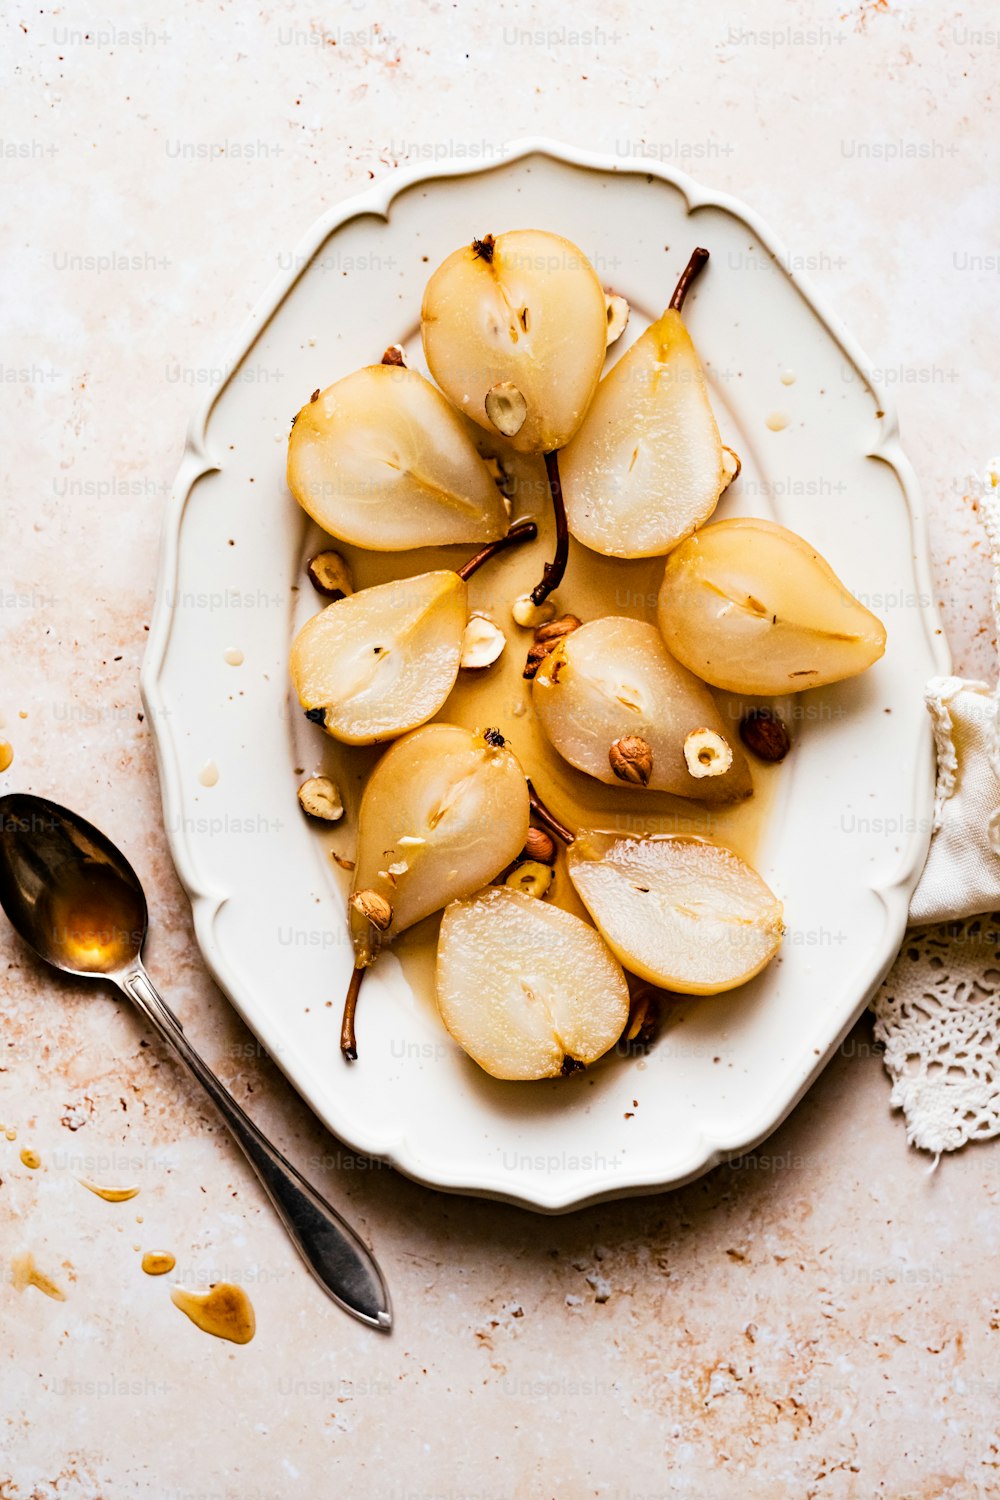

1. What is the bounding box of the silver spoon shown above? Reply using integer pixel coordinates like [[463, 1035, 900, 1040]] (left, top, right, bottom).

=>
[[0, 792, 391, 1332]]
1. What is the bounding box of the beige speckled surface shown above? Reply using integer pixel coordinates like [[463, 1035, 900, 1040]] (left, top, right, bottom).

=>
[[2, 1, 999, 1495]]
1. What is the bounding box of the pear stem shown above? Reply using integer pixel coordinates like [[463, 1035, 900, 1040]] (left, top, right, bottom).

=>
[[669, 247, 710, 312], [526, 781, 574, 846], [341, 964, 366, 1061], [456, 517, 537, 581], [529, 451, 569, 607]]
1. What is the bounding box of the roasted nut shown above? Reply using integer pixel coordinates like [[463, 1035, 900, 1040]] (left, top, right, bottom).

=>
[[721, 446, 742, 491], [522, 827, 557, 865], [349, 889, 393, 931], [512, 593, 557, 629], [523, 613, 582, 679], [485, 382, 527, 437], [459, 615, 506, 671], [297, 776, 344, 821], [306, 550, 353, 601], [739, 708, 791, 763], [609, 735, 653, 787], [381, 344, 408, 367], [623, 986, 660, 1047], [604, 293, 630, 347], [505, 860, 555, 899], [683, 727, 734, 779]]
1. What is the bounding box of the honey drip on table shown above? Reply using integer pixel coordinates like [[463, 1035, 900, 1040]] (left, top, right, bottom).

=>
[[19, 1148, 41, 1169], [141, 1250, 176, 1276], [170, 1282, 255, 1344], [0, 742, 13, 773], [79, 1178, 140, 1202], [11, 1252, 66, 1301]]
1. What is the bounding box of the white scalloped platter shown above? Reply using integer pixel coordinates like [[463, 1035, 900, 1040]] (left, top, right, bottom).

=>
[[143, 140, 948, 1212]]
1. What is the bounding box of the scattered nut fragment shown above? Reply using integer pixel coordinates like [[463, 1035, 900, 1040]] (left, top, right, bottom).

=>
[[721, 446, 742, 491], [485, 382, 527, 438], [460, 615, 507, 671], [297, 776, 344, 821], [512, 593, 557, 630], [505, 860, 555, 899], [609, 735, 653, 787], [523, 613, 582, 679], [349, 889, 393, 931], [522, 827, 557, 865], [683, 727, 734, 779], [624, 986, 660, 1047], [331, 851, 356, 872], [380, 344, 407, 367], [604, 293, 630, 347], [306, 550, 353, 601], [739, 708, 791, 763]]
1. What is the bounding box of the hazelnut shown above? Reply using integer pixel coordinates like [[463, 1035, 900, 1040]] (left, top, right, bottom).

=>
[[459, 615, 506, 671], [609, 735, 653, 787], [512, 593, 557, 630], [623, 986, 660, 1047], [523, 613, 582, 679], [522, 827, 557, 865], [604, 293, 630, 347], [349, 889, 393, 931], [485, 382, 527, 438], [297, 776, 344, 821], [381, 344, 407, 367], [739, 708, 791, 763], [505, 860, 555, 900], [721, 446, 742, 491], [683, 728, 734, 779], [306, 550, 353, 601]]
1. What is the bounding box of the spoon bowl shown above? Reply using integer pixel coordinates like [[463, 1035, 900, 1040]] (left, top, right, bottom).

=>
[[0, 793, 147, 976], [0, 791, 392, 1331]]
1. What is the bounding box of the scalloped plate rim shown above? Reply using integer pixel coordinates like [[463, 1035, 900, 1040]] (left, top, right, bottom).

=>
[[141, 136, 950, 1213]]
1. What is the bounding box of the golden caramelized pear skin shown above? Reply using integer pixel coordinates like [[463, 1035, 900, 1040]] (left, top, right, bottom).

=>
[[436, 885, 630, 1080], [560, 307, 727, 558], [420, 230, 608, 455], [350, 725, 530, 966], [657, 518, 887, 694], [567, 832, 784, 995], [532, 616, 751, 804], [287, 365, 508, 550]]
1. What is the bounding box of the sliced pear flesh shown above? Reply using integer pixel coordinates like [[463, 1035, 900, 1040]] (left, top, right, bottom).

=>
[[290, 570, 468, 745], [567, 832, 784, 995], [436, 885, 630, 1080], [532, 616, 751, 803], [657, 517, 887, 694], [421, 229, 608, 455], [350, 724, 530, 966], [287, 365, 508, 550], [560, 305, 726, 558]]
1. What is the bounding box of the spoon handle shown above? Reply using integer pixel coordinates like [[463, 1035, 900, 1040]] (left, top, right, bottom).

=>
[[118, 962, 391, 1331]]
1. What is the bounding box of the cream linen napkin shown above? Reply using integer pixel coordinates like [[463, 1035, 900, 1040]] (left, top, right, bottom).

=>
[[873, 462, 1000, 1155]]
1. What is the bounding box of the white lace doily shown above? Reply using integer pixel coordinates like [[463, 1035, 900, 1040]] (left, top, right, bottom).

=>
[[872, 459, 1000, 1156], [873, 916, 1000, 1155]]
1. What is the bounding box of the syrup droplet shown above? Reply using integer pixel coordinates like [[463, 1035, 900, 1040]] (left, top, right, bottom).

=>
[[5, 1127, 17, 1142], [0, 742, 13, 774], [223, 648, 244, 667], [141, 1250, 176, 1277], [170, 1282, 255, 1344], [78, 1178, 140, 1202], [766, 411, 789, 432], [780, 369, 797, 386], [19, 1148, 41, 1169], [11, 1252, 66, 1301], [198, 760, 219, 787]]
